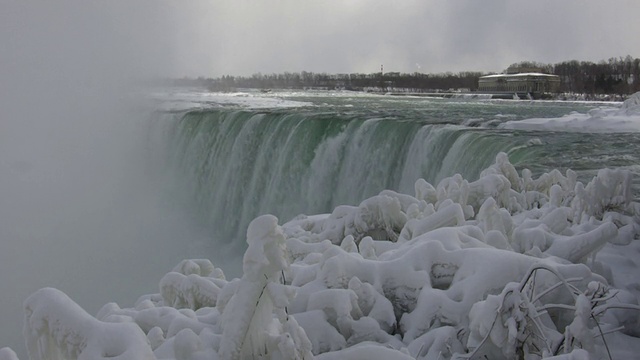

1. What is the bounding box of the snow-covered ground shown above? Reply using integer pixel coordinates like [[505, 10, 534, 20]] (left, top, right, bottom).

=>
[[5, 150, 640, 360]]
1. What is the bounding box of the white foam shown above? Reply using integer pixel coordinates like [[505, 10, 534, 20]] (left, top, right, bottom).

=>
[[149, 88, 314, 111]]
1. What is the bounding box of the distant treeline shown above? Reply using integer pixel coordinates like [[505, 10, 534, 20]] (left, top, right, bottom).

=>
[[170, 55, 640, 95]]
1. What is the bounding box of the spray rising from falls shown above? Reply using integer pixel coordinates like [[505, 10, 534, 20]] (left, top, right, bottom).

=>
[[163, 108, 542, 252]]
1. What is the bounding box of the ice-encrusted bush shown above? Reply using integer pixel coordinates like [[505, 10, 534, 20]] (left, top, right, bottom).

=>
[[218, 215, 312, 359], [0, 348, 19, 360], [159, 259, 226, 310], [23, 288, 155, 360], [464, 266, 623, 359], [14, 152, 640, 359]]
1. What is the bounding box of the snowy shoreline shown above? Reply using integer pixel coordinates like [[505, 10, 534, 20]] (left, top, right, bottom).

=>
[[5, 151, 640, 360]]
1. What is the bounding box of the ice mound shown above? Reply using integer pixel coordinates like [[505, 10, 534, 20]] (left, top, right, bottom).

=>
[[500, 91, 640, 133], [13, 153, 640, 359]]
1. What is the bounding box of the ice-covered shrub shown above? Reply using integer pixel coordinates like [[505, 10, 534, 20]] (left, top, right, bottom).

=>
[[0, 348, 19, 360], [23, 288, 155, 360], [159, 268, 225, 310], [218, 215, 313, 359], [462, 264, 640, 359]]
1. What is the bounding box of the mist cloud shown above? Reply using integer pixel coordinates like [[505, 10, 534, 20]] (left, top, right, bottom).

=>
[[0, 1, 199, 357]]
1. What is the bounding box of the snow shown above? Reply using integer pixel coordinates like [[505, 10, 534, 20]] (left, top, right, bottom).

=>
[[480, 72, 560, 79], [23, 288, 155, 360], [7, 153, 640, 359], [0, 348, 19, 360], [500, 91, 640, 133]]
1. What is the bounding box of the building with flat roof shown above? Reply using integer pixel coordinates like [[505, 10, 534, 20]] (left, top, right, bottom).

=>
[[478, 72, 560, 98]]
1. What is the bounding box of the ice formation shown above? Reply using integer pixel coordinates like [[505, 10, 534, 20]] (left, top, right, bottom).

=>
[[501, 91, 640, 133], [11, 153, 640, 359]]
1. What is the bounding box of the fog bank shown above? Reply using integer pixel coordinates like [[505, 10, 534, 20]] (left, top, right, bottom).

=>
[[0, 2, 204, 357]]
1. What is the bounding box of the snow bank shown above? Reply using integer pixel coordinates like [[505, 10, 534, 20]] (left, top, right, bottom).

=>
[[13, 153, 640, 359], [500, 91, 640, 133]]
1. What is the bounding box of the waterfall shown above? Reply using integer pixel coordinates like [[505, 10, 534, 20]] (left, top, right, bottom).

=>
[[163, 108, 539, 251]]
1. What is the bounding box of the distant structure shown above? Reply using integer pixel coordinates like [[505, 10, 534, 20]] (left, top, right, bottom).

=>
[[478, 66, 560, 99]]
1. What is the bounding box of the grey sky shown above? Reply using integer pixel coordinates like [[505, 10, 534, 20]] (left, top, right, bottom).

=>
[[168, 0, 640, 77], [2, 1, 639, 80]]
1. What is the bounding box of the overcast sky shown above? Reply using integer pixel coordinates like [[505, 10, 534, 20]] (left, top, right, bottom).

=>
[[169, 0, 640, 77], [2, 1, 639, 80]]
